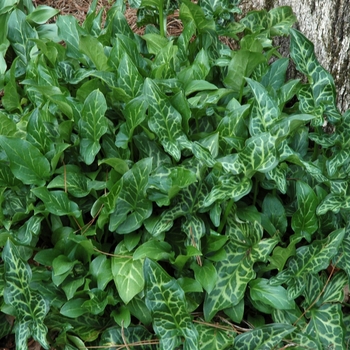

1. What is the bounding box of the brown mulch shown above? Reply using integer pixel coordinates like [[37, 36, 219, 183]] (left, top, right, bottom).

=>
[[32, 0, 184, 37]]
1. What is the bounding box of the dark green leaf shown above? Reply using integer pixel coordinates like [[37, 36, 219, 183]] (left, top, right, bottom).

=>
[[0, 136, 50, 186]]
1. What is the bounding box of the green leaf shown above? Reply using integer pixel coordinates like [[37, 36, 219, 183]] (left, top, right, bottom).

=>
[[246, 78, 280, 136], [268, 6, 296, 36], [100, 326, 156, 349], [223, 51, 266, 93], [143, 78, 186, 161], [204, 174, 252, 207], [271, 228, 345, 299], [195, 322, 235, 350], [290, 28, 340, 121], [180, 0, 215, 33], [144, 258, 199, 349], [239, 132, 278, 174], [249, 278, 294, 310], [111, 244, 144, 304], [291, 181, 319, 241], [26, 5, 59, 25], [78, 89, 108, 165], [0, 136, 50, 186], [31, 187, 81, 218], [305, 304, 345, 350], [2, 57, 22, 112], [191, 259, 217, 294], [79, 35, 109, 71], [60, 298, 87, 318], [3, 240, 49, 349], [204, 221, 278, 320], [133, 240, 173, 260], [57, 15, 83, 59], [7, 9, 37, 66], [109, 158, 153, 234], [117, 53, 144, 98], [234, 324, 295, 349], [262, 194, 287, 234], [317, 194, 350, 215], [89, 255, 113, 290]]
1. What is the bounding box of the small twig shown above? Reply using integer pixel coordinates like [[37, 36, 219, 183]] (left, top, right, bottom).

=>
[[121, 321, 131, 350], [93, 247, 133, 259], [293, 254, 343, 326]]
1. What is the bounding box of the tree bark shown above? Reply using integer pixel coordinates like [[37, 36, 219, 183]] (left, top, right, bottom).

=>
[[240, 0, 350, 113]]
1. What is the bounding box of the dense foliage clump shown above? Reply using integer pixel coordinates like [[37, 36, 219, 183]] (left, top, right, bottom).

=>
[[0, 0, 350, 349]]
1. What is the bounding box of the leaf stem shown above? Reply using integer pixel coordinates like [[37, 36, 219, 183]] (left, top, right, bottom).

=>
[[159, 3, 165, 37], [218, 198, 234, 234]]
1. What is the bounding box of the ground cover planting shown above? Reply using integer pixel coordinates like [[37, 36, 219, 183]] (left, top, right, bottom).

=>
[[0, 0, 350, 349]]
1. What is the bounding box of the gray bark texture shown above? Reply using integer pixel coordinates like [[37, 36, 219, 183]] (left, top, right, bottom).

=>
[[240, 0, 350, 113]]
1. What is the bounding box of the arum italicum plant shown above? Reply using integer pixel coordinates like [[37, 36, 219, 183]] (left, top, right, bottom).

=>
[[0, 0, 350, 348]]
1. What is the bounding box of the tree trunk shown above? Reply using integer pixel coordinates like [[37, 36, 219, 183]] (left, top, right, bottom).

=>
[[240, 0, 350, 113]]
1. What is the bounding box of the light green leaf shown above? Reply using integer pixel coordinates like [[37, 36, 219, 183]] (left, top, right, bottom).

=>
[[112, 243, 144, 304], [249, 278, 294, 310], [317, 194, 350, 215], [144, 258, 199, 349], [79, 35, 109, 71], [191, 259, 217, 294], [78, 89, 108, 165], [272, 228, 345, 299], [180, 0, 215, 33], [26, 5, 59, 25], [0, 136, 50, 186], [133, 240, 173, 261]]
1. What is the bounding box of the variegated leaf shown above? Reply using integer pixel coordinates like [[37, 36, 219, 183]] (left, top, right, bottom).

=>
[[290, 29, 341, 122], [317, 194, 350, 215], [234, 324, 295, 349], [144, 259, 199, 350], [143, 78, 186, 161], [111, 243, 144, 304], [204, 174, 252, 207], [117, 52, 144, 98], [305, 304, 345, 350], [326, 149, 350, 177], [273, 228, 345, 299], [78, 89, 108, 165], [204, 221, 278, 320], [3, 239, 49, 349], [151, 181, 208, 238], [239, 132, 278, 174], [109, 158, 153, 234], [194, 323, 235, 350], [291, 181, 319, 241], [100, 326, 156, 349], [246, 78, 280, 136]]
